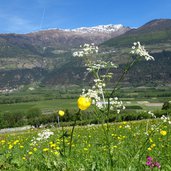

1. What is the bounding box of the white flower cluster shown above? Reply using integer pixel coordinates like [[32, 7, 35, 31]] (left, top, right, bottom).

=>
[[82, 89, 100, 102], [73, 43, 98, 57], [82, 86, 106, 110], [130, 42, 154, 61], [82, 87, 124, 113], [148, 111, 156, 118], [125, 124, 131, 129], [102, 72, 114, 79], [110, 97, 125, 113], [73, 43, 125, 113], [93, 79, 106, 90], [86, 60, 117, 72], [161, 115, 171, 124], [31, 129, 54, 145], [37, 129, 54, 140], [150, 124, 160, 132]]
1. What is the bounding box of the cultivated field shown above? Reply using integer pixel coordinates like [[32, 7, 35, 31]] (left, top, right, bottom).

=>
[[0, 86, 170, 114]]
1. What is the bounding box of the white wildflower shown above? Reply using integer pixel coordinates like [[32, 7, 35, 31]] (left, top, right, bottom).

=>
[[117, 110, 120, 114], [148, 111, 156, 118], [125, 125, 131, 129], [161, 115, 170, 123], [73, 43, 98, 57], [130, 42, 154, 61], [31, 129, 54, 145]]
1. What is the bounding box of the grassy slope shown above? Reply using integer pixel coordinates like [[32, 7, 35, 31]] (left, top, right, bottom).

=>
[[102, 29, 171, 47]]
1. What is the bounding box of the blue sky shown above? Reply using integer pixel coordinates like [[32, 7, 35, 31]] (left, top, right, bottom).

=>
[[0, 0, 171, 34]]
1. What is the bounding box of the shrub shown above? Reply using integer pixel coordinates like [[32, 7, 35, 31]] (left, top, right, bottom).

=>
[[126, 105, 143, 109], [0, 111, 25, 128], [162, 101, 171, 110], [26, 107, 42, 119]]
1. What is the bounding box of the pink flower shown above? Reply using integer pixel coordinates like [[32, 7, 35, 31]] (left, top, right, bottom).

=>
[[147, 156, 153, 162], [146, 156, 161, 169], [154, 162, 161, 169], [146, 161, 152, 166]]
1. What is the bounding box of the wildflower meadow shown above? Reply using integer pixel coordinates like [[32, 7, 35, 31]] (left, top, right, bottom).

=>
[[0, 42, 171, 171]]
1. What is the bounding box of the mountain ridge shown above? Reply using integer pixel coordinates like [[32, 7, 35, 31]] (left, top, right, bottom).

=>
[[102, 18, 171, 47], [0, 24, 130, 58], [0, 19, 171, 88]]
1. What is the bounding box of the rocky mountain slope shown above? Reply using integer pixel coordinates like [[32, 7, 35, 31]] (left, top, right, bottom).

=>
[[0, 24, 130, 70], [0, 24, 130, 54], [0, 19, 171, 89]]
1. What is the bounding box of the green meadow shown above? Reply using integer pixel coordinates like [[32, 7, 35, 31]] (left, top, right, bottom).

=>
[[0, 119, 171, 170], [0, 85, 171, 170]]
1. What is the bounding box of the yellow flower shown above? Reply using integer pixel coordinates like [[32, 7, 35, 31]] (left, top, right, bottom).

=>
[[28, 151, 33, 155], [151, 144, 156, 148], [1, 140, 5, 144], [58, 110, 65, 117], [56, 146, 60, 150], [33, 148, 37, 151], [13, 140, 19, 145], [149, 138, 153, 143], [54, 151, 59, 155], [160, 130, 167, 136], [8, 144, 13, 150], [50, 144, 56, 148], [83, 148, 88, 151], [77, 96, 91, 110], [148, 147, 152, 151], [43, 148, 49, 152]]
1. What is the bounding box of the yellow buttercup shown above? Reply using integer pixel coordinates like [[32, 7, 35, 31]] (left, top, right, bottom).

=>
[[77, 96, 91, 110], [58, 110, 65, 117]]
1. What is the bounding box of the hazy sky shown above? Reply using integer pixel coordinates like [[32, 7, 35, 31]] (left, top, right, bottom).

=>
[[0, 0, 171, 34]]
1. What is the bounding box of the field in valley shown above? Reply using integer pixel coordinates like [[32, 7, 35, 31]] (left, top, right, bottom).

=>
[[0, 86, 170, 114]]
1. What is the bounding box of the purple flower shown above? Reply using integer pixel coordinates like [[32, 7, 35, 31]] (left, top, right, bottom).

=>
[[154, 162, 161, 169], [146, 161, 152, 166], [146, 156, 161, 169], [147, 156, 153, 161]]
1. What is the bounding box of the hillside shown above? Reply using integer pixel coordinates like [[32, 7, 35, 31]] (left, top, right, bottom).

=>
[[0, 24, 130, 57], [102, 19, 171, 48], [0, 19, 171, 89], [0, 24, 129, 70]]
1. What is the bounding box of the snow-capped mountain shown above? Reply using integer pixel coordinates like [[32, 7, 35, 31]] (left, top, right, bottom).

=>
[[1, 19, 171, 88], [64, 24, 125, 33], [19, 24, 131, 49], [0, 24, 131, 60]]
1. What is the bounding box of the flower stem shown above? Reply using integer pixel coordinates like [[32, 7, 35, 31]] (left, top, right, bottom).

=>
[[101, 122, 113, 167], [69, 109, 80, 155], [61, 125, 66, 156]]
